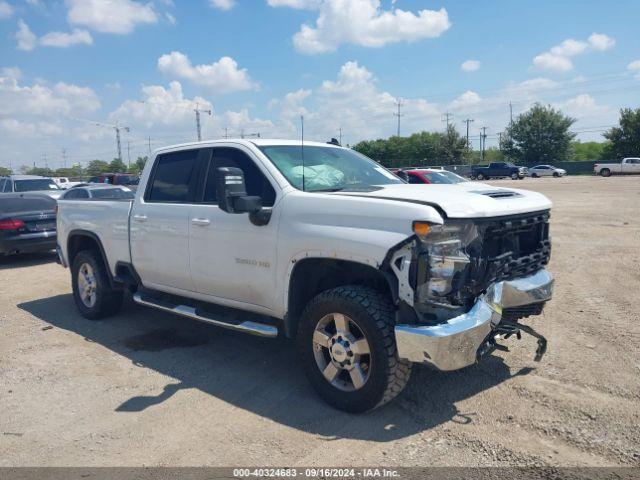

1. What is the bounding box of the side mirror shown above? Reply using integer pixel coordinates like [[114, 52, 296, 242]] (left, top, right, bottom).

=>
[[216, 167, 262, 214]]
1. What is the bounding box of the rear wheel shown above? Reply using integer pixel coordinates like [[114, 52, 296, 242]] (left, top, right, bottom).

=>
[[511, 172, 519, 180], [477, 173, 486, 181], [531, 172, 538, 178], [600, 168, 611, 177], [297, 286, 411, 413], [72, 250, 123, 320], [553, 172, 559, 178]]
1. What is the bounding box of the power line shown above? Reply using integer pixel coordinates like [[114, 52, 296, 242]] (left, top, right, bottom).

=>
[[393, 98, 404, 137]]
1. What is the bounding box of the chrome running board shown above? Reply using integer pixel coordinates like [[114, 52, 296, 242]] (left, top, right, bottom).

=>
[[132, 292, 278, 338]]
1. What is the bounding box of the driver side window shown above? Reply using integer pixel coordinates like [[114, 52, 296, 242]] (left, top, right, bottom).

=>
[[203, 148, 276, 207]]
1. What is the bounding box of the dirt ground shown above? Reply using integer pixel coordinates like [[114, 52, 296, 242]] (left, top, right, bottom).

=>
[[1, 175, 639, 467]]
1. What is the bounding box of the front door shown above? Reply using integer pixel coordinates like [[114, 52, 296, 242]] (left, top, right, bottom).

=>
[[188, 146, 280, 310], [130, 148, 205, 292]]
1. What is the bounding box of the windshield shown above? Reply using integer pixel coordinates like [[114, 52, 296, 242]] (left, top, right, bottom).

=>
[[259, 145, 404, 192], [91, 188, 134, 199], [14, 179, 60, 192], [436, 170, 468, 184]]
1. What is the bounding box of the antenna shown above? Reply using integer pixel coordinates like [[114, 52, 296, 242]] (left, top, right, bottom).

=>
[[300, 115, 305, 192]]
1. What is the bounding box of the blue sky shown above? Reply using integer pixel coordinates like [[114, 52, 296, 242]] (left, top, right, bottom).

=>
[[1, 0, 639, 170]]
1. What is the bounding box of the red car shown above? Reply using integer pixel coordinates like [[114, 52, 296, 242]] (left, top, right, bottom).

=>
[[402, 168, 469, 184]]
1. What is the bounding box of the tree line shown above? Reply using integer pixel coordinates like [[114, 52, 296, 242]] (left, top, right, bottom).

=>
[[0, 156, 148, 179], [353, 105, 640, 167]]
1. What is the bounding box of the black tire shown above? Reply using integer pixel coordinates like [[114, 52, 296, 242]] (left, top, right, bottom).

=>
[[510, 172, 518, 180], [470, 175, 477, 180], [531, 172, 538, 178], [297, 286, 411, 413], [477, 173, 485, 181], [600, 168, 611, 177], [72, 250, 123, 320], [553, 172, 559, 178]]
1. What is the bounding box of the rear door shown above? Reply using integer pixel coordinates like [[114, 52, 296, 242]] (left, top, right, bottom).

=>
[[130, 148, 206, 292], [188, 146, 281, 309]]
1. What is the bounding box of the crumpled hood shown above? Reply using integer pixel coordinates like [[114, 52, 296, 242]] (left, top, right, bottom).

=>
[[338, 182, 552, 218]]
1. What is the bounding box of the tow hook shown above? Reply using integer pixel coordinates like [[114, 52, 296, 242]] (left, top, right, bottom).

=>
[[478, 321, 548, 363]]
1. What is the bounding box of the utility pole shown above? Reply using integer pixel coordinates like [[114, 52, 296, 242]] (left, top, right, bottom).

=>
[[62, 148, 67, 168], [194, 103, 212, 141], [480, 127, 488, 161], [393, 98, 404, 137], [223, 127, 229, 139], [509, 101, 514, 126], [127, 140, 131, 169], [148, 136, 152, 155], [113, 121, 129, 162], [442, 112, 454, 130], [338, 127, 343, 145], [462, 118, 474, 149]]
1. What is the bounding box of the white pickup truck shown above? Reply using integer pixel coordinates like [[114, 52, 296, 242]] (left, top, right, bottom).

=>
[[57, 139, 554, 412], [594, 157, 640, 176]]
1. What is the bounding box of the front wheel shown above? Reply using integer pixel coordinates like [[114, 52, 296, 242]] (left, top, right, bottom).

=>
[[511, 173, 519, 180], [553, 172, 559, 178], [531, 172, 538, 178], [72, 250, 123, 320], [297, 286, 411, 413], [477, 173, 486, 180]]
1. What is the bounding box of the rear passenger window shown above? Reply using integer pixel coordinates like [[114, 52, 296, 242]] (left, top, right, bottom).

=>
[[203, 148, 276, 206], [147, 150, 199, 203]]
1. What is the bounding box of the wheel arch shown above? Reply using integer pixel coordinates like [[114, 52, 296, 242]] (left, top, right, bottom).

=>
[[283, 257, 396, 339], [67, 230, 118, 289]]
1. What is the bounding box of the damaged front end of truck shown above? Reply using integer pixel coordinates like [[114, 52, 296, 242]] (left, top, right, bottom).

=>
[[384, 210, 554, 371]]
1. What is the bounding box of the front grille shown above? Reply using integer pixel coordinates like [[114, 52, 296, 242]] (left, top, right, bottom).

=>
[[477, 211, 551, 284]]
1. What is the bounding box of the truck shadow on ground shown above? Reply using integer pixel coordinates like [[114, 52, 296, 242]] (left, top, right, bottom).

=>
[[19, 294, 534, 442]]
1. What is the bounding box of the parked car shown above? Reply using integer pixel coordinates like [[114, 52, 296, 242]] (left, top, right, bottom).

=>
[[0, 193, 57, 256], [470, 162, 526, 180], [57, 139, 554, 413], [60, 185, 135, 200], [0, 175, 63, 199], [52, 177, 82, 190], [593, 158, 640, 177], [87, 173, 140, 188], [404, 168, 469, 184], [528, 165, 567, 178]]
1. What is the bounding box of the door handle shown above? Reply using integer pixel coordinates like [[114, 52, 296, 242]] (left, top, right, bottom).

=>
[[191, 218, 211, 226], [133, 214, 147, 222]]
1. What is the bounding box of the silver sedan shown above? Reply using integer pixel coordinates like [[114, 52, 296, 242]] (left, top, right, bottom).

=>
[[528, 165, 567, 178]]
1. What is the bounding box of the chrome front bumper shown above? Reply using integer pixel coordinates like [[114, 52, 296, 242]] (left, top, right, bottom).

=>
[[395, 269, 554, 371]]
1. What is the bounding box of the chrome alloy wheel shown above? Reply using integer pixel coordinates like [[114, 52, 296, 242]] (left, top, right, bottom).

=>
[[77, 262, 97, 308], [312, 313, 372, 392]]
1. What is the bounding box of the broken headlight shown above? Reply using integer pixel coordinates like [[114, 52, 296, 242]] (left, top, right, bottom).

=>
[[414, 219, 479, 318]]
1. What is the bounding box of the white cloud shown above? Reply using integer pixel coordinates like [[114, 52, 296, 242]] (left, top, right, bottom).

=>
[[532, 33, 615, 72], [283, 0, 450, 54], [40, 29, 93, 47], [157, 51, 255, 93], [588, 33, 615, 51], [461, 60, 480, 72], [209, 0, 235, 10], [2, 66, 21, 79], [0, 72, 100, 117], [267, 0, 320, 8], [0, 0, 14, 19], [165, 12, 176, 24], [15, 19, 36, 51], [66, 0, 158, 34], [628, 59, 640, 79], [449, 90, 481, 110], [532, 52, 574, 72]]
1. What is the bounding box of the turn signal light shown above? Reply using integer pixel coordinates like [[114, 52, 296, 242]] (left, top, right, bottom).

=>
[[0, 219, 25, 230], [412, 221, 431, 238]]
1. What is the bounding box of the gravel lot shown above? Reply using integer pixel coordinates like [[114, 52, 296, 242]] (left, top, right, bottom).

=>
[[1, 175, 639, 467]]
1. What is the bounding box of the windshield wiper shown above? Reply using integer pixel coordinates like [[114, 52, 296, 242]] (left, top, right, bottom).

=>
[[307, 187, 345, 192]]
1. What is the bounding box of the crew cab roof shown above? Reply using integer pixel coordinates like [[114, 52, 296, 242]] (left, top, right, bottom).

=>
[[153, 138, 342, 154]]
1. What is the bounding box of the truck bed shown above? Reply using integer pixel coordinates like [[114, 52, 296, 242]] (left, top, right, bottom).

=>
[[57, 199, 133, 276]]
